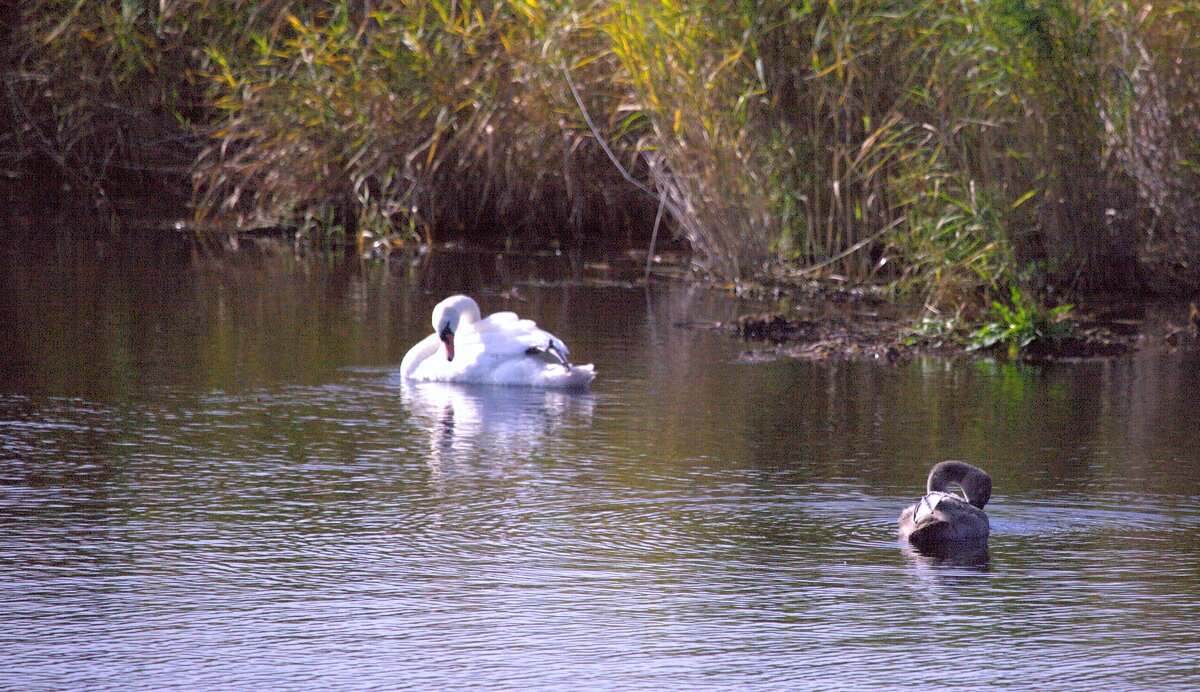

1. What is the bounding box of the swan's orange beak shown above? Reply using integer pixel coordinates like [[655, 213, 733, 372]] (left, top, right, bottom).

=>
[[440, 325, 455, 361]]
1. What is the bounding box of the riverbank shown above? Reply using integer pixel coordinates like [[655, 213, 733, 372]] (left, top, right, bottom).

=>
[[672, 270, 1200, 365]]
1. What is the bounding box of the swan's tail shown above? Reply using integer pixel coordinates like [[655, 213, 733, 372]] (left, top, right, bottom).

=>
[[543, 363, 595, 389]]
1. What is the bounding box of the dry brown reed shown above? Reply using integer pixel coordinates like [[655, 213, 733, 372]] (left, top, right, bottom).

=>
[[4, 0, 1200, 305]]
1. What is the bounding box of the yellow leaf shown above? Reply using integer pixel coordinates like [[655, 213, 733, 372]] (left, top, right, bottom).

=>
[[432, 2, 450, 25], [713, 49, 743, 79], [426, 138, 438, 167], [285, 14, 307, 35], [1011, 189, 1038, 210]]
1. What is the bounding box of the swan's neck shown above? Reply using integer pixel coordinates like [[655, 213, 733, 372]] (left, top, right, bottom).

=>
[[434, 296, 483, 336], [457, 311, 479, 328], [451, 300, 481, 330], [926, 461, 992, 509]]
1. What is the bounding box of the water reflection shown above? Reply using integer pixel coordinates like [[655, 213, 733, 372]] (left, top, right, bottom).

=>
[[901, 541, 991, 568], [399, 381, 594, 475], [4, 238, 1200, 689]]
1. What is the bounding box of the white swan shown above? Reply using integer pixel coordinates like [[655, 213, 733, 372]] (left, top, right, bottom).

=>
[[400, 295, 596, 388]]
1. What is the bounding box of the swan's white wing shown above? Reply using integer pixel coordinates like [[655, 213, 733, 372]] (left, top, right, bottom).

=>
[[478, 311, 522, 326], [472, 314, 572, 359]]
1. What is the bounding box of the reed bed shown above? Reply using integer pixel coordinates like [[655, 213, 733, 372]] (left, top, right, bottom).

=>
[[4, 0, 1200, 304]]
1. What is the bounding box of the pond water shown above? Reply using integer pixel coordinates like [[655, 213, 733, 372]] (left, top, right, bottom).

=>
[[2, 236, 1200, 689]]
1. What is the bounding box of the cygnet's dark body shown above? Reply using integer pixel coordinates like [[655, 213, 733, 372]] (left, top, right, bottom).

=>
[[899, 461, 992, 553]]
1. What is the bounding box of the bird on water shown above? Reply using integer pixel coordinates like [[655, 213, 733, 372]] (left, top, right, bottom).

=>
[[899, 460, 992, 553]]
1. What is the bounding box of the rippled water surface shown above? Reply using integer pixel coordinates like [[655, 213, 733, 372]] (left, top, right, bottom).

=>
[[3, 240, 1200, 689]]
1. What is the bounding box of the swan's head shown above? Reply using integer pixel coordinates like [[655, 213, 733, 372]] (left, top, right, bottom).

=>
[[926, 460, 992, 509], [431, 295, 482, 362]]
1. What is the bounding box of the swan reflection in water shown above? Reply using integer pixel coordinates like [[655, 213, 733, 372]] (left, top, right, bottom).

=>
[[900, 540, 990, 569], [400, 382, 594, 477]]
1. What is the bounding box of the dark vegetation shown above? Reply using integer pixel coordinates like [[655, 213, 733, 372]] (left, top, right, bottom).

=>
[[3, 1, 1200, 353]]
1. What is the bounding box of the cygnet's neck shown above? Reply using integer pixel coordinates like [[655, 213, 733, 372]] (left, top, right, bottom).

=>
[[926, 460, 992, 509]]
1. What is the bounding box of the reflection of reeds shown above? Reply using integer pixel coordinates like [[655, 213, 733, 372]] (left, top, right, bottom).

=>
[[4, 1, 1200, 298]]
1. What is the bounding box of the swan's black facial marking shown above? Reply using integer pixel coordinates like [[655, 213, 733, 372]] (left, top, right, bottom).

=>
[[440, 324, 455, 361]]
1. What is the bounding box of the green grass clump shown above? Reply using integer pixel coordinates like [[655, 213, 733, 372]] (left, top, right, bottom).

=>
[[967, 287, 1076, 357]]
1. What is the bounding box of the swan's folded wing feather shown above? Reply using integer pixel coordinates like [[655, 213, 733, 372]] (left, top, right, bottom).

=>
[[913, 493, 945, 524], [524, 342, 570, 366], [468, 318, 571, 358], [476, 312, 522, 329]]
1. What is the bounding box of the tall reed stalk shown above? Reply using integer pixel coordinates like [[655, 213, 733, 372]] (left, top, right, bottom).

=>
[[603, 0, 772, 280]]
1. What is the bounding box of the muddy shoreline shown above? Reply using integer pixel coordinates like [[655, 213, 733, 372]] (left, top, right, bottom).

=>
[[680, 277, 1199, 364]]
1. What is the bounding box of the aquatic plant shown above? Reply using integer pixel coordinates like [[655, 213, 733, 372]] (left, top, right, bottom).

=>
[[755, 0, 981, 281], [966, 286, 1076, 356], [0, 0, 215, 205], [1113, 3, 1200, 294], [603, 0, 772, 279]]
